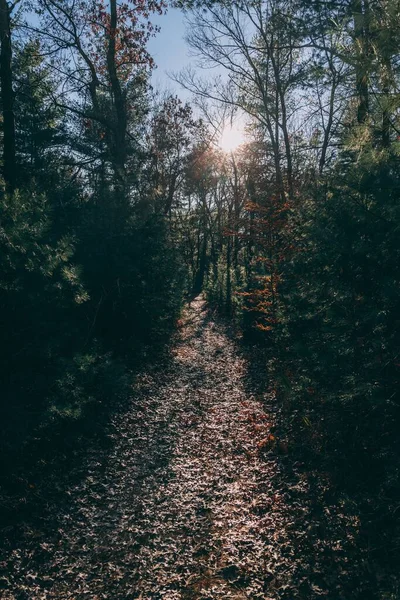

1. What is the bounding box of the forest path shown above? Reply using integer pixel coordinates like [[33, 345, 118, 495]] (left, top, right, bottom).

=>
[[2, 297, 356, 599]]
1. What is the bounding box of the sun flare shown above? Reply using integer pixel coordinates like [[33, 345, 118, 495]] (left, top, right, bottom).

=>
[[218, 124, 246, 153]]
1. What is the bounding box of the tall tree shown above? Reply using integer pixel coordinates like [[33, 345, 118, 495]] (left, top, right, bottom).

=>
[[0, 0, 17, 192], [31, 0, 166, 200]]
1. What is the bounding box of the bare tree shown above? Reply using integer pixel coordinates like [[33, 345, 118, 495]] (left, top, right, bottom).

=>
[[176, 1, 311, 202]]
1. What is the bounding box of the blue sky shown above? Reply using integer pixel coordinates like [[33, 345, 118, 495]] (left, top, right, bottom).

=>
[[147, 8, 193, 97], [146, 6, 245, 147]]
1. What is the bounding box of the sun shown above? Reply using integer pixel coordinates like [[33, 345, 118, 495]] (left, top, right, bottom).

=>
[[218, 124, 246, 153]]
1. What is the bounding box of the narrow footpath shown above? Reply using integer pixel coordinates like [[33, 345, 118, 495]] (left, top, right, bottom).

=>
[[1, 297, 362, 600]]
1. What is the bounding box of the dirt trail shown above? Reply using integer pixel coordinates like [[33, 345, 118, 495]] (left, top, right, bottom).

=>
[[1, 297, 359, 599]]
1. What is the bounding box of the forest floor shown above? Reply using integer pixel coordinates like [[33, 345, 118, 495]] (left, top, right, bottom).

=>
[[0, 297, 386, 599]]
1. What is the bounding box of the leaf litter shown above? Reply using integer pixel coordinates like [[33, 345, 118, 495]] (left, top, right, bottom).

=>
[[0, 296, 365, 599]]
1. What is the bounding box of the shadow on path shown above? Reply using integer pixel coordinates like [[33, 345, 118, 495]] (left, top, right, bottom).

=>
[[1, 297, 389, 600]]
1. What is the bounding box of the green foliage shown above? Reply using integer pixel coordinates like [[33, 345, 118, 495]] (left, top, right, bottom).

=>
[[13, 41, 66, 188], [76, 192, 186, 356], [47, 346, 129, 422], [0, 33, 187, 456], [282, 145, 400, 459], [0, 186, 84, 364], [0, 185, 85, 447], [205, 253, 245, 318]]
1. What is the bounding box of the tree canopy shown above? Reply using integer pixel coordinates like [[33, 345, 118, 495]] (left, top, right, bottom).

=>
[[0, 1, 400, 597]]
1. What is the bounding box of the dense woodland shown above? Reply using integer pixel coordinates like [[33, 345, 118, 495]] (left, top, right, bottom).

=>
[[1, 0, 400, 598]]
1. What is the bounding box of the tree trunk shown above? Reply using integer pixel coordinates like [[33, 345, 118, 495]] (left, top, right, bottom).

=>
[[226, 216, 232, 316], [381, 47, 392, 148], [319, 68, 337, 174], [270, 48, 294, 202], [107, 0, 127, 198], [193, 194, 208, 294], [0, 0, 15, 193], [352, 0, 370, 124], [232, 157, 240, 270], [194, 234, 207, 294]]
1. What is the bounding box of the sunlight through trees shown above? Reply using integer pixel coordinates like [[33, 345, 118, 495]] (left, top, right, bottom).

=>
[[1, 1, 400, 598]]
